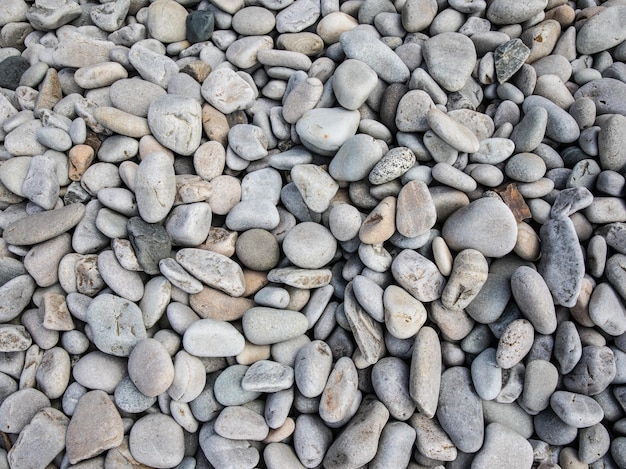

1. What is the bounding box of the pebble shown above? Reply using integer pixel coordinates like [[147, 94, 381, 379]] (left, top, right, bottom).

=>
[[7, 407, 69, 469], [340, 29, 409, 84], [148, 95, 202, 156], [563, 345, 616, 396], [183, 318, 245, 357], [129, 413, 185, 468], [72, 351, 126, 394], [437, 366, 484, 453], [442, 196, 518, 257], [295, 107, 360, 156], [65, 390, 124, 464], [472, 422, 534, 469], [496, 319, 535, 369], [85, 293, 147, 357], [391, 249, 445, 303], [422, 32, 477, 92], [176, 248, 245, 297], [323, 396, 389, 468], [551, 390, 604, 428], [538, 217, 585, 308], [128, 339, 174, 397], [0, 387, 50, 434]]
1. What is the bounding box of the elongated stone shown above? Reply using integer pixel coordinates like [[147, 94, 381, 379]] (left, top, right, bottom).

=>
[[538, 217, 585, 308]]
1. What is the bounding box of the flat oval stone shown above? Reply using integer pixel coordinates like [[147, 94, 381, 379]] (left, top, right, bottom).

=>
[[110, 78, 166, 117], [487, 0, 547, 24], [427, 107, 480, 153], [7, 407, 68, 468], [383, 284, 427, 340], [176, 248, 245, 297], [3, 202, 85, 246], [295, 107, 360, 156], [577, 6, 626, 55], [522, 359, 559, 413], [407, 326, 441, 419], [128, 339, 174, 397], [511, 266, 557, 334], [590, 283, 626, 336], [0, 275, 36, 322], [86, 293, 147, 357], [168, 350, 206, 402], [328, 134, 384, 182], [114, 375, 157, 414], [283, 222, 336, 269], [318, 356, 359, 425], [563, 345, 616, 396], [371, 357, 415, 421], [291, 164, 339, 213], [522, 95, 580, 143], [437, 366, 484, 453], [442, 197, 518, 258], [134, 151, 175, 223], [332, 59, 378, 111], [410, 413, 456, 462], [98, 250, 144, 302], [323, 396, 389, 468], [294, 340, 333, 398], [339, 29, 409, 83], [241, 360, 294, 393], [391, 249, 445, 303], [538, 217, 585, 308], [201, 67, 256, 114], [72, 351, 127, 394], [129, 414, 184, 468], [471, 348, 501, 401], [182, 318, 245, 357], [551, 391, 604, 428], [0, 388, 50, 434], [242, 307, 308, 345], [396, 180, 436, 238], [214, 405, 269, 441], [213, 364, 261, 407]]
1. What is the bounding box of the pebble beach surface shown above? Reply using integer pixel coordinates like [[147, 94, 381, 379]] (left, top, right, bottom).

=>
[[0, 0, 626, 468]]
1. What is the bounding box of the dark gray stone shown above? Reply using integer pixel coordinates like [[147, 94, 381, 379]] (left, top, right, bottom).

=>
[[186, 10, 214, 44], [538, 217, 585, 308], [494, 39, 530, 84], [127, 216, 172, 275], [0, 56, 30, 91]]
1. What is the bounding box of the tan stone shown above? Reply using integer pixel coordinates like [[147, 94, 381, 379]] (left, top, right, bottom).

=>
[[189, 286, 255, 321], [42, 292, 74, 331], [243, 269, 269, 297], [202, 103, 229, 147], [181, 60, 212, 82], [359, 196, 396, 245], [69, 144, 95, 181], [199, 226, 238, 257]]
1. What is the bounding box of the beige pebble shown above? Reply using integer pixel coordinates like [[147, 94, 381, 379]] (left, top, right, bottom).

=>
[[202, 103, 229, 148], [432, 236, 453, 276], [68, 145, 95, 182], [199, 227, 238, 258], [94, 107, 150, 138], [514, 222, 541, 261], [42, 292, 74, 332], [189, 286, 254, 321], [359, 196, 396, 245]]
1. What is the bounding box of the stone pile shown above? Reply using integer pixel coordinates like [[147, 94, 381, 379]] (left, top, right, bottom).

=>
[[0, 0, 625, 468]]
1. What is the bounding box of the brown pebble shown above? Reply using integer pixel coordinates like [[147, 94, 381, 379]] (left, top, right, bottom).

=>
[[202, 103, 229, 148], [189, 286, 255, 321], [181, 60, 212, 82]]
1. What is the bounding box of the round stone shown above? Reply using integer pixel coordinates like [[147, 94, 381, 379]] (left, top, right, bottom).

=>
[[442, 197, 518, 258], [129, 414, 185, 468], [283, 222, 337, 269]]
